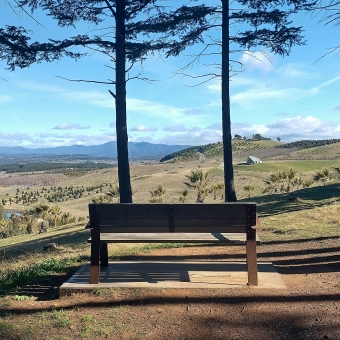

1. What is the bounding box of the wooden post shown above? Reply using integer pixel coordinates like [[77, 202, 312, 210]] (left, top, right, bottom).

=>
[[246, 226, 258, 286], [100, 243, 109, 267], [90, 228, 100, 284]]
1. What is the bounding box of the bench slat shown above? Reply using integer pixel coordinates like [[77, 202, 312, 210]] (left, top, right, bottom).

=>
[[100, 226, 170, 233], [174, 218, 248, 226], [94, 211, 170, 219], [90, 203, 170, 212], [173, 204, 251, 215], [95, 218, 248, 228], [98, 226, 247, 233], [88, 232, 260, 244], [172, 226, 247, 233], [174, 211, 248, 219], [97, 218, 169, 228]]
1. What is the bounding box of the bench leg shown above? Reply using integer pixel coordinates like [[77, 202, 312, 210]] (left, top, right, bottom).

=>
[[100, 243, 109, 267], [90, 228, 100, 284], [246, 228, 258, 286]]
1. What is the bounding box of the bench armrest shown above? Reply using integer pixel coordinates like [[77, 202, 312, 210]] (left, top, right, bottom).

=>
[[252, 215, 261, 229]]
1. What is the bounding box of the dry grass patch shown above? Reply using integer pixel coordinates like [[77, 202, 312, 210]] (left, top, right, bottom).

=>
[[260, 200, 340, 242]]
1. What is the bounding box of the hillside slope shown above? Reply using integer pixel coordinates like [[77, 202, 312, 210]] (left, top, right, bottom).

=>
[[160, 139, 340, 162], [160, 140, 283, 162]]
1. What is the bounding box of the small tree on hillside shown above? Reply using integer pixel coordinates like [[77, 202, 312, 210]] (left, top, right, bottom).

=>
[[262, 168, 313, 194], [149, 184, 166, 203], [314, 168, 332, 185], [184, 168, 211, 203], [243, 184, 255, 198]]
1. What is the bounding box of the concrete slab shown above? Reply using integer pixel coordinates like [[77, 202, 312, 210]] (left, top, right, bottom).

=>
[[60, 261, 285, 296]]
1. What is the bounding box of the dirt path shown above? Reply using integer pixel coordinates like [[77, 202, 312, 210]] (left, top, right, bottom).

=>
[[0, 237, 339, 340]]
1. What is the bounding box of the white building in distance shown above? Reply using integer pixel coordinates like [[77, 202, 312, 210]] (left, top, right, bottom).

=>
[[247, 156, 262, 164]]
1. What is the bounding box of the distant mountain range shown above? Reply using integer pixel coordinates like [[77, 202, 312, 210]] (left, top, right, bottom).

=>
[[0, 142, 191, 160]]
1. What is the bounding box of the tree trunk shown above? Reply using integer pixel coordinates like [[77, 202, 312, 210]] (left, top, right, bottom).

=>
[[221, 0, 237, 202], [115, 0, 133, 203]]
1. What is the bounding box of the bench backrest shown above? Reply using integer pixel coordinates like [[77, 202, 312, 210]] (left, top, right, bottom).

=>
[[89, 203, 257, 233]]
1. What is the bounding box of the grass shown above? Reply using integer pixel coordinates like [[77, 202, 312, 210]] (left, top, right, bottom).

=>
[[0, 194, 339, 294], [0, 257, 83, 294], [259, 200, 340, 242], [0, 222, 85, 248], [13, 294, 34, 301], [0, 158, 340, 339]]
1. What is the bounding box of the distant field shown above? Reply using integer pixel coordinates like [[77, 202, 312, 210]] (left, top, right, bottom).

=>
[[234, 160, 339, 173], [0, 158, 339, 221]]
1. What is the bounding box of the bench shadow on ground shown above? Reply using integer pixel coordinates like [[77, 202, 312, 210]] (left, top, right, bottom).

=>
[[240, 183, 340, 217], [2, 232, 339, 301], [116, 242, 340, 275], [9, 238, 338, 302]]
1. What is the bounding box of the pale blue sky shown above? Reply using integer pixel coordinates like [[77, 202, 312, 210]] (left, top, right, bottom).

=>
[[1, 1, 340, 148]]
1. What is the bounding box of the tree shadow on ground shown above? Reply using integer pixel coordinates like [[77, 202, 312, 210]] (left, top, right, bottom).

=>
[[240, 183, 340, 217], [0, 298, 339, 340], [0, 228, 90, 261], [117, 243, 340, 275]]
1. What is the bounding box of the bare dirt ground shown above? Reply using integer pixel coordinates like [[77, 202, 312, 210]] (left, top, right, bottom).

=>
[[0, 234, 339, 340]]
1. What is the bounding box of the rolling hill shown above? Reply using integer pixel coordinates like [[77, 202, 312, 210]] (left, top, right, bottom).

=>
[[160, 139, 340, 162], [0, 142, 191, 160]]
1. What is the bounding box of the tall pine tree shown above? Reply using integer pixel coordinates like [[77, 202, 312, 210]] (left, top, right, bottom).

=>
[[147, 0, 316, 201], [0, 0, 213, 202]]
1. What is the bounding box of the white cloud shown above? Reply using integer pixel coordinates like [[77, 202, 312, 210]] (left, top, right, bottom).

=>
[[132, 136, 154, 143], [15, 81, 64, 93], [207, 78, 263, 95], [127, 98, 183, 119], [130, 125, 157, 132], [163, 124, 187, 132], [205, 123, 222, 130], [184, 108, 205, 115], [231, 116, 340, 142], [317, 75, 340, 88], [151, 129, 222, 145], [275, 112, 290, 117], [240, 51, 274, 73], [14, 80, 207, 125], [188, 127, 202, 132], [207, 84, 220, 93], [15, 80, 111, 106], [276, 63, 315, 78], [0, 95, 12, 103], [0, 132, 33, 146], [230, 86, 318, 108], [53, 123, 80, 130]]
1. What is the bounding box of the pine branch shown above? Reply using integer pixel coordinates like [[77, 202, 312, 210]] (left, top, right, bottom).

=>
[[103, 0, 116, 17], [55, 76, 115, 85], [108, 89, 116, 99], [5, 0, 47, 29]]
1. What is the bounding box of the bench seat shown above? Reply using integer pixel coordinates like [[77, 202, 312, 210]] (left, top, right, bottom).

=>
[[88, 232, 261, 244], [87, 203, 260, 286]]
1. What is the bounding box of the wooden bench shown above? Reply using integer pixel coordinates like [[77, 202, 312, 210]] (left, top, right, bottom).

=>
[[87, 202, 260, 286]]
